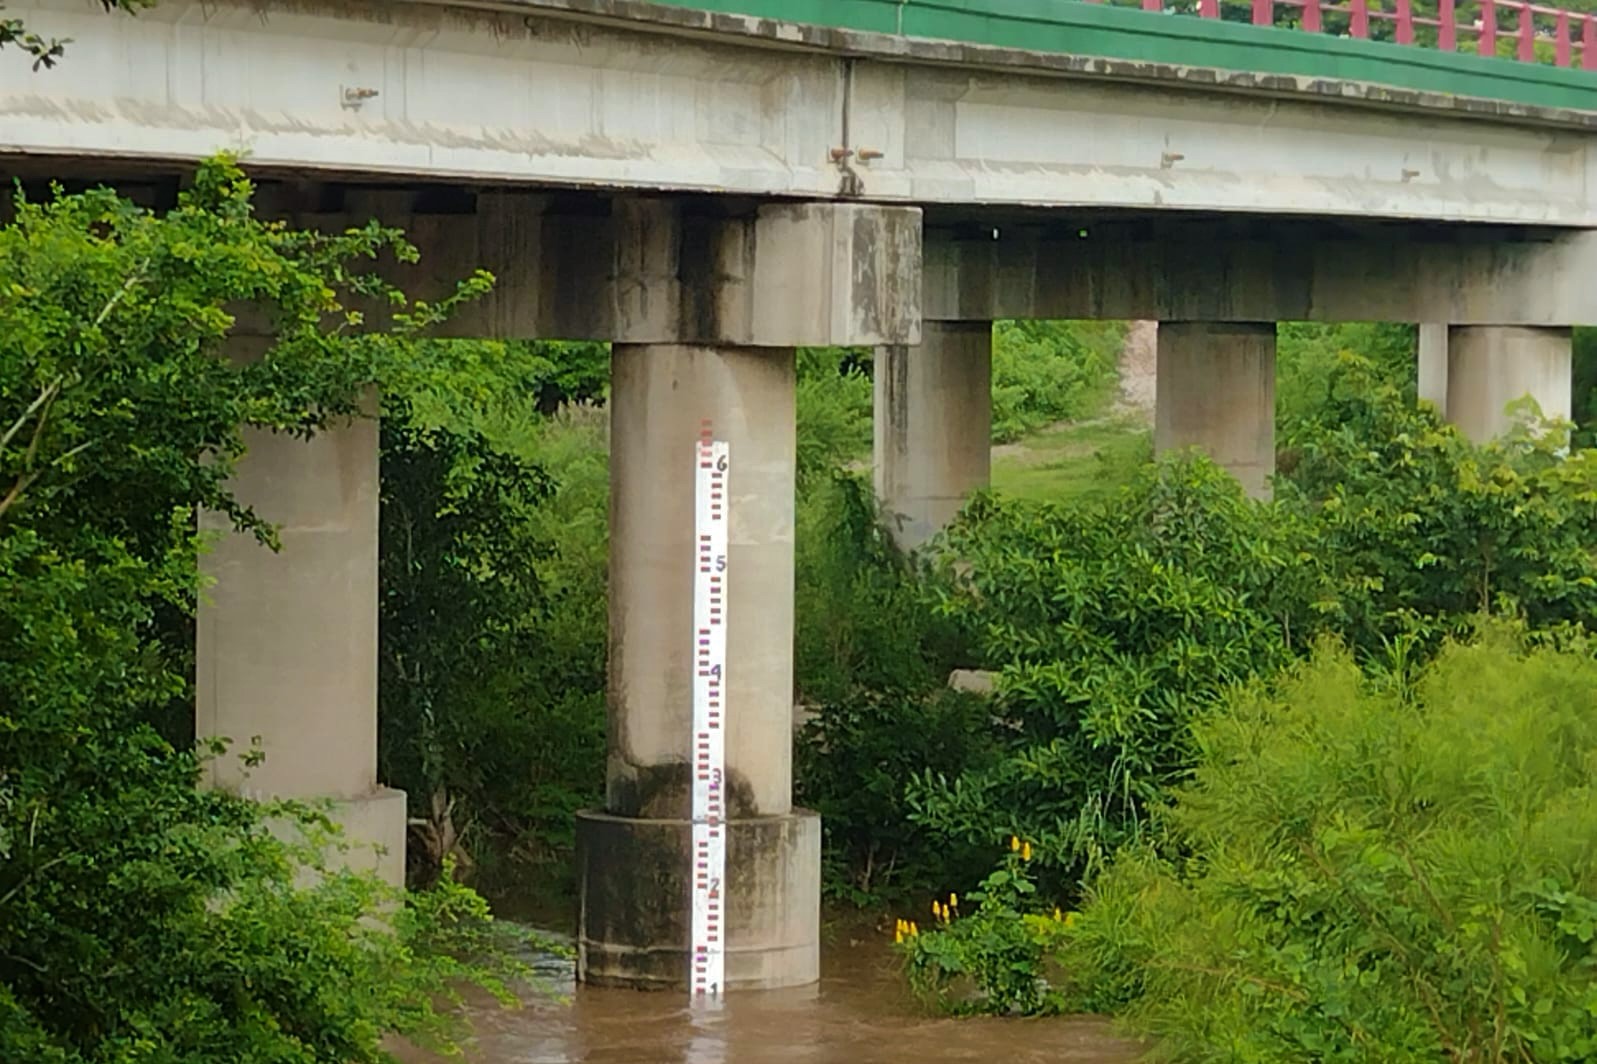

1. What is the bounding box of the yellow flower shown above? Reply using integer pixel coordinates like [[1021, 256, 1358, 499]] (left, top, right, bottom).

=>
[[910, 921, 919, 936], [1053, 907, 1063, 922], [949, 893, 959, 910], [1022, 841, 1032, 861], [894, 927, 904, 944], [1010, 835, 1020, 852], [931, 899, 940, 918]]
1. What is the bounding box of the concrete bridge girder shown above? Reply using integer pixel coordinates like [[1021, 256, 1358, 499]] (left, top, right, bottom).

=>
[[921, 227, 1597, 327]]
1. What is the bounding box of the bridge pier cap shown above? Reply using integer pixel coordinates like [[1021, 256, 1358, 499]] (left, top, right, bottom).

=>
[[578, 199, 921, 992], [323, 196, 923, 349]]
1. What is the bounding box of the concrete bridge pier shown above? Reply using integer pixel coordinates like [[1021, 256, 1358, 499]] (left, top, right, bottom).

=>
[[873, 321, 993, 550], [582, 340, 817, 991], [196, 341, 406, 886], [1444, 326, 1573, 444], [1155, 322, 1277, 498], [575, 201, 923, 991]]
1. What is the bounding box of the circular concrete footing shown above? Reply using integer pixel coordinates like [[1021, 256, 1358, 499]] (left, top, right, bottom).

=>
[[575, 808, 820, 991]]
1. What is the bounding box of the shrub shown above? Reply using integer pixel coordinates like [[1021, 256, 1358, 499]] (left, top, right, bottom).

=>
[[1275, 322, 1414, 431], [795, 346, 873, 483], [379, 350, 608, 874], [792, 474, 990, 905], [1063, 632, 1597, 1063], [797, 685, 998, 908], [794, 474, 963, 705], [379, 399, 557, 875], [907, 456, 1324, 890], [1280, 354, 1597, 656]]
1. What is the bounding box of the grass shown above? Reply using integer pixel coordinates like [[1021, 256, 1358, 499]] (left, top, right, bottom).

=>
[[991, 417, 1152, 505]]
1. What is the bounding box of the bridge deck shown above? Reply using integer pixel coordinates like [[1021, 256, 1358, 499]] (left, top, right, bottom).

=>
[[3, 0, 1595, 223]]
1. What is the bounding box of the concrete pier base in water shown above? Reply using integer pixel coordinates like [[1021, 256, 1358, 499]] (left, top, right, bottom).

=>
[[575, 809, 821, 990]]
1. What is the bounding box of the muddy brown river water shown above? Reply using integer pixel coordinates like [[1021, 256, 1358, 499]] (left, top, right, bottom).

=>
[[402, 916, 1144, 1064]]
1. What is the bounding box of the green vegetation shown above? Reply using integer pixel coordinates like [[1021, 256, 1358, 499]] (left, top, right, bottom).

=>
[[990, 319, 1124, 443], [875, 353, 1597, 1062], [900, 629, 1597, 1059], [1062, 632, 1597, 1061], [898, 839, 1073, 1017], [378, 345, 608, 879], [1, 1, 151, 70], [0, 162, 542, 1061], [910, 456, 1315, 892]]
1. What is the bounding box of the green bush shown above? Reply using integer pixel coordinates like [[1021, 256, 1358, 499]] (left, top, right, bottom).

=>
[[1275, 322, 1414, 432], [379, 400, 557, 875], [1280, 354, 1597, 655], [797, 685, 998, 908], [0, 161, 524, 1060], [1063, 632, 1597, 1062], [792, 474, 991, 905], [795, 346, 873, 483], [794, 474, 962, 705], [906, 456, 1322, 890]]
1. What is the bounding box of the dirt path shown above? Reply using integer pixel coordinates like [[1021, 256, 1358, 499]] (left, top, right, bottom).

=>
[[1113, 320, 1157, 421]]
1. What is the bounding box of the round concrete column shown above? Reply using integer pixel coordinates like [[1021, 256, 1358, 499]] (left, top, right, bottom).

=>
[[196, 393, 405, 886], [1446, 326, 1572, 444], [1155, 321, 1277, 499], [873, 321, 993, 550], [580, 342, 819, 990]]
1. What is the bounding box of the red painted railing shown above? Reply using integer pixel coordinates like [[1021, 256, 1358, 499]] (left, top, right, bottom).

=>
[[1104, 0, 1597, 69]]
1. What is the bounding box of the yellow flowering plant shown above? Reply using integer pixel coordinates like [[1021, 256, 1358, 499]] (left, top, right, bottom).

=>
[[895, 841, 1070, 1016]]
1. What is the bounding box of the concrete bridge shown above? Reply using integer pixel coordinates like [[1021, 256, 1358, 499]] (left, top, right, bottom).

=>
[[6, 0, 1597, 992]]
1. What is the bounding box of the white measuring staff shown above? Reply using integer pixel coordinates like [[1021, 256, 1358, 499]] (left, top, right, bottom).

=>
[[690, 430, 729, 1002]]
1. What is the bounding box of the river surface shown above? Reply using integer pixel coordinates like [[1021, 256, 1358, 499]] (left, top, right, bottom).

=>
[[403, 914, 1143, 1064]]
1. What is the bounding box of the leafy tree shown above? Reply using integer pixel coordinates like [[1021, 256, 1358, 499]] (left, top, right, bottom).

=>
[[990, 319, 1123, 443], [0, 160, 520, 1061], [375, 342, 607, 875]]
